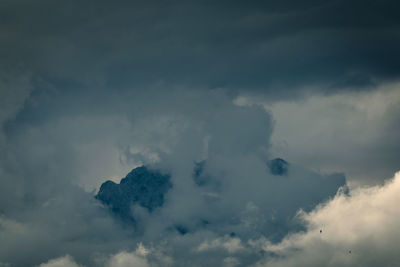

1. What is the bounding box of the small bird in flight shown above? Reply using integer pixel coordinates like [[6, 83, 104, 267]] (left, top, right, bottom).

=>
[[320, 229, 322, 233]]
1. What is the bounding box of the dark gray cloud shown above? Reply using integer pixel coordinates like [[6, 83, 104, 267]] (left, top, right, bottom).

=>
[[1, 0, 400, 97]]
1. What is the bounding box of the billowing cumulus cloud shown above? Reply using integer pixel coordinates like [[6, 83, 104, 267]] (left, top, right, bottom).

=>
[[105, 251, 150, 267], [31, 168, 400, 267], [38, 255, 81, 267], [236, 82, 400, 186], [0, 85, 346, 266], [254, 171, 400, 267], [38, 243, 172, 267], [197, 236, 245, 254], [104, 243, 173, 267]]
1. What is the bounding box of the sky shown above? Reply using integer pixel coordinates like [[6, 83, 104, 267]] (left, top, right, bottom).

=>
[[0, 1, 400, 266]]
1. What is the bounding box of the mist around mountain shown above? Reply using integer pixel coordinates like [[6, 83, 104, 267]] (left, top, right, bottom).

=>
[[96, 158, 346, 245]]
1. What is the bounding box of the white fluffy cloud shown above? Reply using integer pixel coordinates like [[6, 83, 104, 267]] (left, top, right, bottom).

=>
[[105, 251, 150, 267], [37, 243, 173, 267], [197, 236, 244, 254], [104, 243, 173, 267], [256, 171, 400, 267], [38, 255, 81, 267]]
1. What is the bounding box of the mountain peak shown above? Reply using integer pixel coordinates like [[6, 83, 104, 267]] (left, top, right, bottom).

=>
[[268, 158, 289, 176], [96, 166, 172, 221]]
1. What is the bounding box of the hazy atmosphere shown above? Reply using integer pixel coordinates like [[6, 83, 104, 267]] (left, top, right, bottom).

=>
[[1, 1, 399, 266]]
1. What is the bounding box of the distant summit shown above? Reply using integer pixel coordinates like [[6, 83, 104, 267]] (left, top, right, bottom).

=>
[[268, 158, 289, 176], [96, 166, 172, 221]]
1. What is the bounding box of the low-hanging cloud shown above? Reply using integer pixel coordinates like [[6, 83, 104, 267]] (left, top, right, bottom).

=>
[[0, 85, 346, 266], [33, 169, 400, 267]]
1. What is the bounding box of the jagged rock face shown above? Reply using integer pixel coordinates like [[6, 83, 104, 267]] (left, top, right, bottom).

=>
[[268, 158, 289, 175], [96, 166, 172, 221]]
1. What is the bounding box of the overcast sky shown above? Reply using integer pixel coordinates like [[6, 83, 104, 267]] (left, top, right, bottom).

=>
[[1, 1, 400, 266]]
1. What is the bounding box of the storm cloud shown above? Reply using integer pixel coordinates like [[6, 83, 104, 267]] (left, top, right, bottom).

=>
[[0, 1, 399, 266], [1, 0, 400, 96]]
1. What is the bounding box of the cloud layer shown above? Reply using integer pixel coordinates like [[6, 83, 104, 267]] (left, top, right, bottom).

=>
[[1, 0, 400, 96]]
